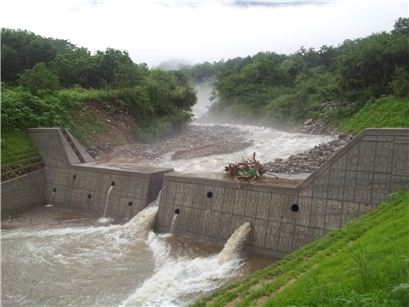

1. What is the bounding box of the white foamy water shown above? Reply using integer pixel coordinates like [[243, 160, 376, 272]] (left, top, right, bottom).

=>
[[2, 84, 331, 306], [120, 220, 251, 307], [2, 197, 256, 307], [1, 205, 159, 307], [155, 122, 333, 173], [139, 82, 334, 173]]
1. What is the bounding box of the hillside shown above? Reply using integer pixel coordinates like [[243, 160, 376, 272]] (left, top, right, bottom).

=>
[[340, 96, 409, 134], [1, 28, 197, 168], [184, 18, 408, 130], [194, 190, 409, 307]]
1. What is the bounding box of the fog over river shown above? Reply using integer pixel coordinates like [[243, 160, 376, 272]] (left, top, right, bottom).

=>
[[97, 81, 334, 174], [1, 83, 334, 307]]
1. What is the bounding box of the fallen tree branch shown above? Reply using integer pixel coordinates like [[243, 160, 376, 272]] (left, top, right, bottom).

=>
[[224, 152, 270, 184]]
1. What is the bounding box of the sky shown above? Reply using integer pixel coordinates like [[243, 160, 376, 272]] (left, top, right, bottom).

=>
[[1, 0, 407, 66]]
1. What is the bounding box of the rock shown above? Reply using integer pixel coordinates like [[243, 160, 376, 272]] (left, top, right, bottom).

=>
[[263, 136, 351, 175], [304, 119, 313, 126]]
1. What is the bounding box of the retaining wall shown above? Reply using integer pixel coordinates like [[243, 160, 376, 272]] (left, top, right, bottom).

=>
[[156, 129, 409, 257], [28, 128, 172, 219], [1, 169, 46, 214]]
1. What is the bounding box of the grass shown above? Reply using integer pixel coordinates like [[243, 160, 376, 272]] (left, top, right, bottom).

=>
[[194, 190, 409, 307], [340, 96, 409, 134], [63, 108, 112, 145], [1, 130, 38, 165]]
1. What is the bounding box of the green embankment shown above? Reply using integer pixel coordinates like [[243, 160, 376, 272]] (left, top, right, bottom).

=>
[[340, 96, 409, 134], [1, 131, 38, 165], [1, 86, 193, 167], [195, 190, 409, 307]]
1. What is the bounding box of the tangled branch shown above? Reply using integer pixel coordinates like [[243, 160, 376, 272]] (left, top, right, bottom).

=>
[[224, 152, 267, 183]]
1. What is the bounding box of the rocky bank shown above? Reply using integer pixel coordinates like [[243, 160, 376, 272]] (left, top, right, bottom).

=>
[[95, 124, 252, 163], [263, 133, 352, 175]]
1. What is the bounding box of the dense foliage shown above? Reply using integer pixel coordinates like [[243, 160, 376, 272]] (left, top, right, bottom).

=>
[[1, 28, 197, 141], [202, 18, 409, 125]]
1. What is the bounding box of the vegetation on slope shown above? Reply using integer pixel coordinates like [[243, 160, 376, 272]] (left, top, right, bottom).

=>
[[185, 18, 409, 131], [195, 190, 409, 307], [340, 96, 409, 134], [1, 131, 38, 165], [1, 28, 197, 167]]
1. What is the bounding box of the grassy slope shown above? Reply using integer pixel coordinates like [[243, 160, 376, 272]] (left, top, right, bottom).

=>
[[194, 190, 409, 307], [1, 131, 38, 165], [339, 96, 409, 134]]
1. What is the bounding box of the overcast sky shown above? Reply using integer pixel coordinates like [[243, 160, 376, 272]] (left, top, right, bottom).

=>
[[1, 0, 407, 66]]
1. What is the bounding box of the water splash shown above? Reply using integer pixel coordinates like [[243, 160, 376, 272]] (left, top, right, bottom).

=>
[[121, 222, 252, 307], [217, 222, 252, 264], [98, 185, 115, 223], [3, 194, 255, 307], [45, 190, 55, 207], [152, 123, 334, 173], [1, 204, 161, 307], [169, 214, 179, 234], [121, 206, 159, 238]]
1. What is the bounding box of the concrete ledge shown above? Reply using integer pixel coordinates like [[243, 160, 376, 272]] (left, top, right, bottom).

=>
[[156, 128, 409, 256], [1, 169, 46, 214], [28, 128, 173, 219]]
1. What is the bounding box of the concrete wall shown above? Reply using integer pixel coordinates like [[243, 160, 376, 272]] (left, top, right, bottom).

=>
[[156, 129, 409, 257], [28, 128, 173, 219], [1, 169, 46, 214]]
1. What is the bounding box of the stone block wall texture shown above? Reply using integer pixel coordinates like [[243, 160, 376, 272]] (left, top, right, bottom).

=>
[[156, 129, 409, 257], [1, 169, 46, 214], [27, 128, 172, 219]]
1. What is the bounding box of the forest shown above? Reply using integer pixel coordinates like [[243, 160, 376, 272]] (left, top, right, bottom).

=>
[[1, 18, 408, 167], [185, 17, 409, 129], [1, 28, 197, 141]]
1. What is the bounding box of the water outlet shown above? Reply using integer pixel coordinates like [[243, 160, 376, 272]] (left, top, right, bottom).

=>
[[291, 204, 300, 212]]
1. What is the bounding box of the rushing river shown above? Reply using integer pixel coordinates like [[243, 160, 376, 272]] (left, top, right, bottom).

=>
[[1, 202, 271, 307], [155, 81, 334, 173], [1, 82, 332, 306]]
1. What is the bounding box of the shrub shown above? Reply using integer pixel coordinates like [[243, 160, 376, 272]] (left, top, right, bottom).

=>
[[18, 62, 60, 93]]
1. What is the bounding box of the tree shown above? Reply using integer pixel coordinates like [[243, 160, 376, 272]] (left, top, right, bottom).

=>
[[1, 28, 73, 83], [392, 17, 409, 35], [18, 62, 60, 93]]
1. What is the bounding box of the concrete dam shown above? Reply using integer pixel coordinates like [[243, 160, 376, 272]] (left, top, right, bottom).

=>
[[2, 127, 409, 257]]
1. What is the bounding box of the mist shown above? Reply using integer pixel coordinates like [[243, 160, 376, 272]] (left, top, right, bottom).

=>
[[1, 0, 407, 66]]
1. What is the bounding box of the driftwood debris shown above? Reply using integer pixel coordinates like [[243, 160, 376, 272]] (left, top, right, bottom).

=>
[[224, 152, 269, 183]]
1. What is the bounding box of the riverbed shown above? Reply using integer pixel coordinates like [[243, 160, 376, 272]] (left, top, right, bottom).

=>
[[1, 82, 334, 307]]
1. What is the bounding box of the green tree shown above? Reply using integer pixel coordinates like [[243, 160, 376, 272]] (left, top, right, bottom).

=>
[[390, 66, 409, 97], [1, 28, 73, 83], [392, 17, 409, 35], [18, 62, 60, 93]]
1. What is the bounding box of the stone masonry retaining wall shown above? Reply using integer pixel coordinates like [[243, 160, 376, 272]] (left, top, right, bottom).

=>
[[1, 169, 46, 214], [156, 129, 409, 257], [28, 128, 172, 219]]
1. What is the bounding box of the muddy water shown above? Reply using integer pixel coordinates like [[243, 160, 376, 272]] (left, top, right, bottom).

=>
[[145, 82, 333, 172], [2, 83, 332, 306], [95, 82, 334, 171], [1, 206, 274, 307]]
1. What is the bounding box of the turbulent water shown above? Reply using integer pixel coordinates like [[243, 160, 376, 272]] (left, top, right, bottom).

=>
[[2, 82, 333, 306], [2, 201, 267, 307], [145, 81, 333, 173], [157, 123, 333, 173]]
